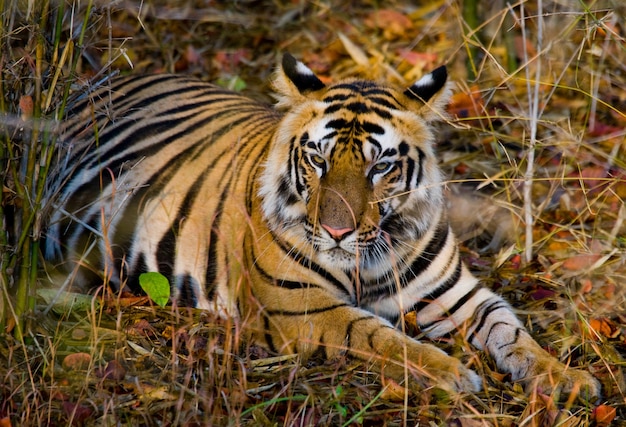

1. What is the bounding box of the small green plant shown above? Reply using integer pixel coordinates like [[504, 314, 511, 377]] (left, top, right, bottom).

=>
[[138, 272, 171, 307]]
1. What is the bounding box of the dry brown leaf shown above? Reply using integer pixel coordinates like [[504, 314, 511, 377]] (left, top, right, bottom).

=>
[[96, 360, 127, 381], [561, 253, 602, 271], [62, 352, 92, 371], [337, 32, 369, 67]]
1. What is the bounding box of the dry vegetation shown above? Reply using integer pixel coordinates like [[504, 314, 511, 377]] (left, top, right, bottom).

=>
[[1, 0, 625, 425]]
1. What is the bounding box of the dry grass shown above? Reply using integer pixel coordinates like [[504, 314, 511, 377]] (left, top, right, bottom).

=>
[[1, 0, 625, 425]]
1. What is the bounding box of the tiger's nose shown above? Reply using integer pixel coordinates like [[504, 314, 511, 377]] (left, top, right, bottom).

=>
[[321, 223, 354, 241]]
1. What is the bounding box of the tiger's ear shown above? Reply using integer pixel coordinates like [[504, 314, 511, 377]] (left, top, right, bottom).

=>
[[403, 66, 452, 122], [273, 53, 326, 108]]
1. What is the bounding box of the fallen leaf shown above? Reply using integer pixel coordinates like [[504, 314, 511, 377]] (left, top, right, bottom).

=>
[[62, 402, 94, 423], [397, 49, 438, 67], [337, 32, 369, 66], [96, 360, 126, 381], [592, 404, 617, 427], [19, 95, 33, 121], [62, 353, 92, 371], [589, 318, 618, 338], [447, 86, 495, 128], [561, 253, 602, 271], [530, 286, 556, 301], [126, 318, 157, 337], [364, 10, 412, 40]]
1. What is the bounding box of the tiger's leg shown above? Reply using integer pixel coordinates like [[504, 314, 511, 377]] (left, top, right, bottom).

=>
[[256, 301, 482, 393], [465, 292, 601, 397], [416, 266, 601, 398]]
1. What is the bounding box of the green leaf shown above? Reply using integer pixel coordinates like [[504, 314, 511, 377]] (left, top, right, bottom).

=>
[[216, 75, 247, 92], [139, 272, 171, 307]]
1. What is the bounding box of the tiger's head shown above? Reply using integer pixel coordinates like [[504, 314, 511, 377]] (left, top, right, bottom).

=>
[[259, 53, 451, 274]]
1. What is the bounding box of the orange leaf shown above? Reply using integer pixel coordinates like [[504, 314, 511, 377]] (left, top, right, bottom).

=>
[[592, 404, 616, 427], [447, 86, 485, 124], [19, 95, 33, 121], [561, 253, 601, 271], [580, 279, 593, 294], [398, 50, 438, 67], [364, 10, 412, 39], [588, 318, 616, 338], [514, 36, 537, 59]]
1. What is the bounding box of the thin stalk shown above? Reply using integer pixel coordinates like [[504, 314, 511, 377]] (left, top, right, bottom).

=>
[[59, 0, 94, 115], [521, 1, 544, 264], [462, 0, 479, 80], [504, 7, 518, 73], [0, 0, 9, 331], [14, 0, 50, 338]]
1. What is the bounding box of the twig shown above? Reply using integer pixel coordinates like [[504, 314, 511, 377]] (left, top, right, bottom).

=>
[[521, 1, 544, 264]]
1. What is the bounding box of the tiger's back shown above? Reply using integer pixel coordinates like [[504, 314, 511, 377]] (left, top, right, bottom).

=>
[[46, 74, 277, 312]]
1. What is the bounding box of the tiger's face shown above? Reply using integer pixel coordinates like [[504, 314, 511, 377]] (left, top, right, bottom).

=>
[[260, 55, 451, 275]]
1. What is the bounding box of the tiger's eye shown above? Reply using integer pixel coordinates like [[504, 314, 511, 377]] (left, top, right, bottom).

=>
[[310, 154, 326, 167], [373, 162, 391, 173]]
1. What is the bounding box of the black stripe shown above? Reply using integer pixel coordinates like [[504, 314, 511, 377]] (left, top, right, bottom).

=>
[[404, 157, 415, 192], [368, 96, 400, 111], [263, 314, 277, 353], [127, 252, 149, 294], [366, 324, 395, 353], [322, 93, 351, 103], [468, 300, 510, 344], [346, 315, 375, 340], [410, 258, 462, 315], [177, 274, 199, 307], [204, 227, 219, 301], [251, 250, 323, 291], [155, 166, 212, 280], [271, 235, 351, 299], [62, 88, 237, 167], [326, 118, 350, 130], [81, 99, 248, 170], [398, 222, 450, 288], [265, 303, 349, 316], [418, 273, 478, 331], [415, 147, 425, 188], [498, 326, 522, 350]]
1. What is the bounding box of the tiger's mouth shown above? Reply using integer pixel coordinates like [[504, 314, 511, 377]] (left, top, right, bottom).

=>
[[315, 229, 386, 263]]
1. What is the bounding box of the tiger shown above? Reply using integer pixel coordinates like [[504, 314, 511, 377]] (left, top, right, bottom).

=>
[[43, 53, 600, 396]]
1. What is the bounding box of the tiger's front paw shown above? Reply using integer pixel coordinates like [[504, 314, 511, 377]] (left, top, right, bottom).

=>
[[423, 357, 482, 394], [380, 344, 481, 394], [522, 363, 601, 399], [504, 335, 601, 399]]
